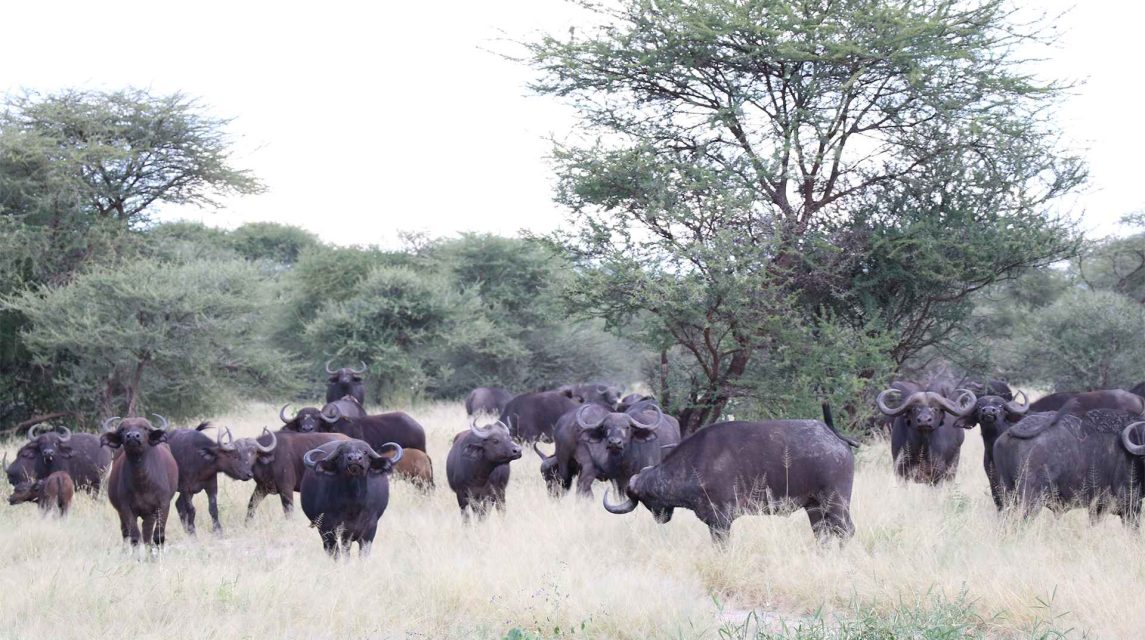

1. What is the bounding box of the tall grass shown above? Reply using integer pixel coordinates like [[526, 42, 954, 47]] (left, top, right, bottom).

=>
[[0, 402, 1133, 638]]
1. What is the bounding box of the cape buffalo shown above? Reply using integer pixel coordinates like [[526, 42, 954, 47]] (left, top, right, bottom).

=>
[[8, 470, 74, 516], [325, 360, 367, 404], [603, 412, 856, 545], [323, 395, 367, 420], [6, 424, 112, 494], [994, 406, 1145, 525], [465, 387, 513, 417], [446, 420, 522, 520], [278, 404, 335, 434], [1028, 389, 1145, 414], [101, 416, 179, 548], [958, 393, 1029, 508], [167, 424, 277, 535], [300, 438, 403, 557], [499, 389, 584, 442], [876, 382, 977, 484], [536, 400, 682, 499], [393, 448, 434, 490], [314, 405, 427, 453], [247, 430, 350, 520]]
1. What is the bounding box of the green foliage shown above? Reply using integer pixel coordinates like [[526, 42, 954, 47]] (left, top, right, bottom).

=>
[[525, 0, 1083, 431], [228, 222, 320, 265], [3, 257, 299, 423], [1007, 289, 1145, 392]]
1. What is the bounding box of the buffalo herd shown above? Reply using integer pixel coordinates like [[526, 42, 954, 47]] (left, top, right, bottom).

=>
[[7, 364, 1145, 558]]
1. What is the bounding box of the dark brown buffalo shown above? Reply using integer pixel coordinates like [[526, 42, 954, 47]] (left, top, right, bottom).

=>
[[498, 389, 583, 442], [315, 405, 427, 453], [446, 421, 522, 520], [604, 415, 856, 545], [101, 416, 179, 548], [8, 470, 74, 516], [393, 448, 434, 490], [300, 438, 402, 557], [995, 406, 1145, 525], [322, 395, 367, 420], [876, 381, 977, 484], [278, 403, 335, 434], [247, 430, 350, 520], [325, 360, 367, 404], [5, 424, 112, 494], [167, 424, 277, 535], [1028, 389, 1145, 414], [956, 392, 1030, 508], [465, 387, 513, 417]]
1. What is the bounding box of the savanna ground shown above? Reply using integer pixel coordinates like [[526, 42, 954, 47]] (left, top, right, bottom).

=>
[[0, 402, 1139, 639]]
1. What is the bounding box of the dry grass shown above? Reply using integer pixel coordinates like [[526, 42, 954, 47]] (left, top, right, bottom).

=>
[[1, 401, 1139, 639]]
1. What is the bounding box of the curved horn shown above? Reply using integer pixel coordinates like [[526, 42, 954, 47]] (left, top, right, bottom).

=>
[[1003, 390, 1029, 416], [876, 389, 917, 417], [603, 487, 638, 514], [575, 403, 605, 430], [54, 425, 71, 442], [626, 401, 663, 430], [533, 441, 553, 461], [365, 442, 404, 465], [320, 403, 342, 423], [279, 403, 292, 424], [151, 414, 170, 431], [27, 423, 46, 440], [303, 446, 332, 469], [350, 361, 367, 374], [470, 420, 496, 440], [325, 359, 336, 374], [928, 390, 977, 418], [255, 427, 277, 453], [1121, 422, 1145, 456], [101, 417, 122, 433], [217, 427, 237, 452]]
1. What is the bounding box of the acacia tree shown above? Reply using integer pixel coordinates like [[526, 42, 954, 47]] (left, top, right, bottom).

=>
[[526, 0, 1084, 431]]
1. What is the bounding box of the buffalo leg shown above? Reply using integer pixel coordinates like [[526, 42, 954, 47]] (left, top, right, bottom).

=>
[[141, 511, 158, 549], [320, 528, 338, 556], [154, 505, 170, 547], [359, 526, 377, 558], [278, 493, 294, 517], [206, 478, 222, 534], [119, 509, 142, 546], [175, 492, 196, 535], [456, 493, 471, 522], [246, 487, 267, 522]]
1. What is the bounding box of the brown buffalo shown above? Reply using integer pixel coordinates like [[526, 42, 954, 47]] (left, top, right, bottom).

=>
[[393, 448, 434, 490], [247, 430, 350, 520], [8, 470, 74, 516], [101, 416, 179, 548]]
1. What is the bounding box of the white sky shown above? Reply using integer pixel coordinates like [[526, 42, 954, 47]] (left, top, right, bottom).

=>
[[1, 1, 1139, 247]]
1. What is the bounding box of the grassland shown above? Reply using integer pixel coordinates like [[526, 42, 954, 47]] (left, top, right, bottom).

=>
[[0, 401, 1138, 639]]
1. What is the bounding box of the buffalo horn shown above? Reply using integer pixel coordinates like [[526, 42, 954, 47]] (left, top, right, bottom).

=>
[[602, 487, 638, 514], [303, 447, 331, 469], [324, 359, 337, 374], [876, 389, 918, 417], [1121, 422, 1145, 456], [575, 403, 605, 429], [350, 361, 367, 374], [366, 441, 404, 465], [217, 427, 237, 452], [928, 390, 977, 418], [255, 427, 277, 453], [279, 403, 292, 424], [152, 414, 170, 431], [533, 441, 553, 461], [1003, 390, 1029, 416], [54, 425, 71, 442], [101, 416, 123, 433], [469, 420, 498, 440], [627, 401, 663, 430], [320, 403, 342, 423], [26, 423, 45, 440]]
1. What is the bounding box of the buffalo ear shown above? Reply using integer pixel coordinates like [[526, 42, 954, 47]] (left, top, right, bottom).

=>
[[463, 443, 485, 459], [369, 456, 395, 474], [632, 428, 658, 443], [559, 388, 574, 399], [314, 455, 339, 476], [199, 447, 217, 462], [581, 428, 605, 444], [256, 453, 275, 465], [352, 375, 362, 382], [58, 444, 74, 458], [148, 430, 167, 446], [19, 447, 37, 459], [100, 433, 123, 449], [328, 375, 339, 382]]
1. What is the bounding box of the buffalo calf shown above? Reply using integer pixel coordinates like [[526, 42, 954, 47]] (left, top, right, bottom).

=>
[[8, 470, 74, 516]]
